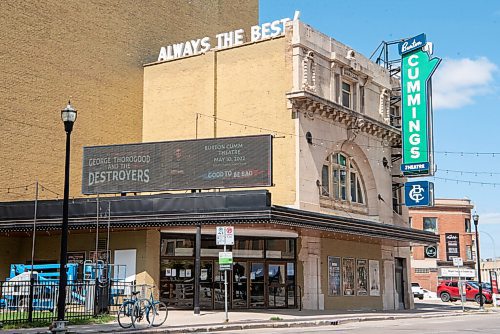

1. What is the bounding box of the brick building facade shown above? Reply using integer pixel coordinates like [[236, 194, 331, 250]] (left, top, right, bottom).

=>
[[0, 0, 258, 202], [410, 199, 476, 292]]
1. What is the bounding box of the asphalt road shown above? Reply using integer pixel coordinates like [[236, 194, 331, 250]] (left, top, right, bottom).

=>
[[209, 313, 499, 334]]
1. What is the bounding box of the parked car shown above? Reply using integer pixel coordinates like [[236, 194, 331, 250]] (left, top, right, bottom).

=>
[[437, 280, 493, 304], [411, 282, 424, 300], [467, 281, 492, 291]]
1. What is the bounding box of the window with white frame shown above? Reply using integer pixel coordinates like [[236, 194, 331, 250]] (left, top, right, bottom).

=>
[[321, 152, 365, 204], [341, 82, 352, 108], [423, 217, 438, 233]]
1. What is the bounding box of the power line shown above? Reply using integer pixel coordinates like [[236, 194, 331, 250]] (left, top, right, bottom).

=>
[[438, 168, 500, 176], [0, 116, 55, 131], [196, 113, 500, 157], [432, 176, 500, 187], [39, 183, 62, 198]]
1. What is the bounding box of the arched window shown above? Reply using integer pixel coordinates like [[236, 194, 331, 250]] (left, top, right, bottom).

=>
[[321, 152, 365, 204]]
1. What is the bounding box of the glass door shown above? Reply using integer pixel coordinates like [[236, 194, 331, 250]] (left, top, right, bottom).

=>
[[213, 264, 226, 309], [159, 259, 194, 308], [286, 262, 295, 307], [232, 261, 248, 308], [200, 260, 213, 309], [268, 263, 287, 308], [249, 262, 265, 308]]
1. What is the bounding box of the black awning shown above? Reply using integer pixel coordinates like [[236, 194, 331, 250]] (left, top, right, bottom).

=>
[[0, 190, 437, 245]]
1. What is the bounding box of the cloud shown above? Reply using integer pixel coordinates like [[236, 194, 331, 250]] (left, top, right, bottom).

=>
[[432, 57, 497, 109], [477, 213, 500, 226]]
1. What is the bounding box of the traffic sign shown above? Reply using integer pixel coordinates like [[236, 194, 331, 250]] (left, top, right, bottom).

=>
[[216, 226, 235, 245], [219, 251, 233, 270], [453, 257, 463, 267]]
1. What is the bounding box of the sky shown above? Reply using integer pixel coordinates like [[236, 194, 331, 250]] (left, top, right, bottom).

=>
[[260, 1, 500, 259]]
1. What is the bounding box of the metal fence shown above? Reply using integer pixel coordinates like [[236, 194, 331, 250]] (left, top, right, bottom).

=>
[[0, 279, 139, 325]]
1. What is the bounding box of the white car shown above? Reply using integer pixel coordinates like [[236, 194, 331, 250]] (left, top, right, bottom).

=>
[[412, 282, 424, 300]]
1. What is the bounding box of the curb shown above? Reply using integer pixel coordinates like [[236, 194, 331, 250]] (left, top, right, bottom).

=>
[[10, 309, 498, 334], [94, 311, 491, 334]]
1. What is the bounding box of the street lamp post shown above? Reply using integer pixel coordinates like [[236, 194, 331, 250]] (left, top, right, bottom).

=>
[[473, 214, 484, 311], [55, 101, 77, 330]]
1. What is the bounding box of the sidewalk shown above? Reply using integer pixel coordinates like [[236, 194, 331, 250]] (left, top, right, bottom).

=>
[[3, 300, 497, 334]]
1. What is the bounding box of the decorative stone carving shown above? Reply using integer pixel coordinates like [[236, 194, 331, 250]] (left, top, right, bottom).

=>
[[302, 51, 317, 92], [379, 89, 390, 124]]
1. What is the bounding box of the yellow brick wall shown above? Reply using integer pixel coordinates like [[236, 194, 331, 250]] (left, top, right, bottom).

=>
[[0, 237, 23, 280], [143, 38, 297, 205], [0, 230, 160, 287], [0, 0, 258, 202]]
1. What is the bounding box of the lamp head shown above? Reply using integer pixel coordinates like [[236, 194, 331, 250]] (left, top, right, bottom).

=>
[[61, 101, 77, 133], [472, 214, 479, 226]]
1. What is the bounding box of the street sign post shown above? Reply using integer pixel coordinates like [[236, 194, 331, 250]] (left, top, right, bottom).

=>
[[216, 226, 234, 245], [216, 226, 234, 322], [453, 257, 463, 267], [219, 251, 233, 270], [453, 257, 465, 311]]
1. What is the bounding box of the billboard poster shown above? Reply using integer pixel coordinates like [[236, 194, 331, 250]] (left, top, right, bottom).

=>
[[445, 233, 460, 261], [342, 258, 355, 296], [82, 135, 272, 194], [328, 256, 341, 296], [399, 34, 441, 176], [356, 259, 368, 296], [369, 260, 380, 296]]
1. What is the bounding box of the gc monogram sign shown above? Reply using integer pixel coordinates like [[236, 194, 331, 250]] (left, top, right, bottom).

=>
[[399, 34, 441, 176]]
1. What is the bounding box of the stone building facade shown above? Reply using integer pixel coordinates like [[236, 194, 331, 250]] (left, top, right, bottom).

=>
[[139, 19, 437, 310]]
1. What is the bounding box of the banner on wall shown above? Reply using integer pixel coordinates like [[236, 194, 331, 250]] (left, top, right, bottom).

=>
[[369, 260, 381, 296], [82, 135, 272, 194], [342, 258, 355, 296], [445, 233, 460, 261], [356, 259, 369, 296], [328, 256, 341, 296]]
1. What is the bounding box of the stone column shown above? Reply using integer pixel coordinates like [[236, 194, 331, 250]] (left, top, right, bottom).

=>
[[298, 236, 324, 310], [381, 246, 395, 310]]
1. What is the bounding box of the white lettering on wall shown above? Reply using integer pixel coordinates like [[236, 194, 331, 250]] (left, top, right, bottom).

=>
[[158, 17, 292, 62]]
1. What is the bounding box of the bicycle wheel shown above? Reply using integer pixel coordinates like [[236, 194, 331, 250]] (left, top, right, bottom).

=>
[[150, 301, 168, 327], [132, 298, 153, 328], [117, 301, 134, 328]]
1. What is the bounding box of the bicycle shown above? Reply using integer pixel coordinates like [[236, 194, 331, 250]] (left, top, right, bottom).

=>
[[145, 285, 168, 327], [117, 290, 154, 329]]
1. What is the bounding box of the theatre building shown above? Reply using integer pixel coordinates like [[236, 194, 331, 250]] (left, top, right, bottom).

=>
[[0, 18, 438, 311]]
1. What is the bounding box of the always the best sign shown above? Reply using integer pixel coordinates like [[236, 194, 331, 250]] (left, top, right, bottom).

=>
[[157, 13, 299, 62]]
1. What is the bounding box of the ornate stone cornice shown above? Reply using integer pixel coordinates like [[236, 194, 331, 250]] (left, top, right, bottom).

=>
[[287, 90, 401, 146]]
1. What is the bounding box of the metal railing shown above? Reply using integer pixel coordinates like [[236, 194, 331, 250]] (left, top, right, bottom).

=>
[[0, 279, 140, 325]]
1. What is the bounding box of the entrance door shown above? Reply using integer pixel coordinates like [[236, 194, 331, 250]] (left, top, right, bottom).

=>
[[268, 263, 287, 307], [200, 261, 213, 309], [213, 264, 226, 309], [286, 262, 296, 307], [249, 262, 265, 308], [232, 261, 248, 308], [395, 258, 405, 309]]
